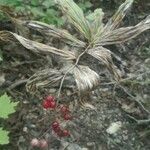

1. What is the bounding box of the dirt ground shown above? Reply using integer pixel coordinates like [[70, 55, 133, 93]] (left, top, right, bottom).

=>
[[0, 0, 150, 150]]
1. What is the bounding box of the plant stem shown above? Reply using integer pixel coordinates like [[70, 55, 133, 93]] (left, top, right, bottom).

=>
[[57, 44, 91, 98]]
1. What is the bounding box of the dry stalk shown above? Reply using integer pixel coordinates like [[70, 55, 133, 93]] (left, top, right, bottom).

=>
[[57, 44, 92, 98]]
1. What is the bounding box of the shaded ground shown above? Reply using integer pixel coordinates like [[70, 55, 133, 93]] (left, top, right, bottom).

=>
[[0, 0, 150, 150]]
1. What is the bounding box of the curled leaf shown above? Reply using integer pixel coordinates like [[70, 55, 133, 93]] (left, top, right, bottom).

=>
[[88, 47, 121, 81], [73, 65, 100, 92], [26, 69, 63, 93]]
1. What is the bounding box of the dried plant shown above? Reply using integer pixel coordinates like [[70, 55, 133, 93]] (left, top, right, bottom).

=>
[[0, 0, 150, 100]]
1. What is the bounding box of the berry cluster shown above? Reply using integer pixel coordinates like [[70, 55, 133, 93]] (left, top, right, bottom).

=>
[[43, 95, 72, 137], [52, 121, 70, 137], [31, 95, 73, 149]]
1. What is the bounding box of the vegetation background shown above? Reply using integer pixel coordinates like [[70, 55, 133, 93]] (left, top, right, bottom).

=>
[[0, 0, 150, 150]]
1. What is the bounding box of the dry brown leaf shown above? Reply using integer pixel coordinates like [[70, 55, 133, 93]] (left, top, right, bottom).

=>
[[73, 65, 100, 92], [88, 47, 121, 81], [0, 31, 76, 60], [25, 21, 86, 47]]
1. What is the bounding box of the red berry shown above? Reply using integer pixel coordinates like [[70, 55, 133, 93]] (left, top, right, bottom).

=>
[[52, 121, 59, 129], [62, 129, 70, 137], [39, 139, 48, 148], [49, 100, 56, 109], [45, 95, 55, 102], [30, 138, 40, 147], [42, 100, 51, 109], [63, 113, 72, 120], [42, 99, 56, 109], [60, 105, 69, 114], [53, 126, 61, 133]]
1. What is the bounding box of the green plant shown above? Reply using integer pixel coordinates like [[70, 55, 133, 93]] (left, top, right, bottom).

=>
[[0, 93, 18, 145], [0, 0, 150, 102], [78, 0, 93, 12], [0, 0, 64, 26]]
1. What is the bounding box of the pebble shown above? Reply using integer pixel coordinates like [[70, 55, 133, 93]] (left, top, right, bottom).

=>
[[49, 88, 56, 93], [23, 127, 28, 133], [106, 121, 122, 135]]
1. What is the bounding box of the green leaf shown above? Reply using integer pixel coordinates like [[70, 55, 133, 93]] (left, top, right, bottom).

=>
[[86, 8, 104, 41], [42, 0, 55, 8], [0, 93, 18, 119], [0, 0, 22, 6], [0, 128, 9, 145], [46, 8, 58, 16], [78, 1, 92, 11], [56, 0, 91, 40], [31, 0, 39, 6], [30, 7, 45, 17]]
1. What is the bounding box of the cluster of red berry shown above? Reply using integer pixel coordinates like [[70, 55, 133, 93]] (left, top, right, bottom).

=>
[[52, 121, 70, 137], [42, 95, 72, 137], [31, 95, 72, 149]]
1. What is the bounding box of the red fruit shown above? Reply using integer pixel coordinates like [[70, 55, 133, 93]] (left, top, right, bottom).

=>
[[63, 113, 72, 120], [45, 95, 55, 102], [30, 138, 40, 147], [62, 129, 70, 137], [60, 105, 69, 114], [53, 126, 61, 133], [39, 139, 48, 148], [49, 100, 56, 109], [42, 100, 51, 109], [42, 99, 56, 109], [52, 121, 59, 129]]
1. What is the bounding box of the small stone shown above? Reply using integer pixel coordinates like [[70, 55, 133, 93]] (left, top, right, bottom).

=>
[[87, 142, 95, 146], [49, 88, 56, 93], [23, 127, 28, 133], [82, 148, 88, 150], [66, 90, 71, 96], [106, 121, 122, 135]]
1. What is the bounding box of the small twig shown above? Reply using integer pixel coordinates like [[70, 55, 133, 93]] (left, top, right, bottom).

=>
[[6, 79, 28, 91], [11, 60, 36, 67], [57, 44, 91, 98], [118, 84, 150, 114], [127, 114, 150, 125]]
